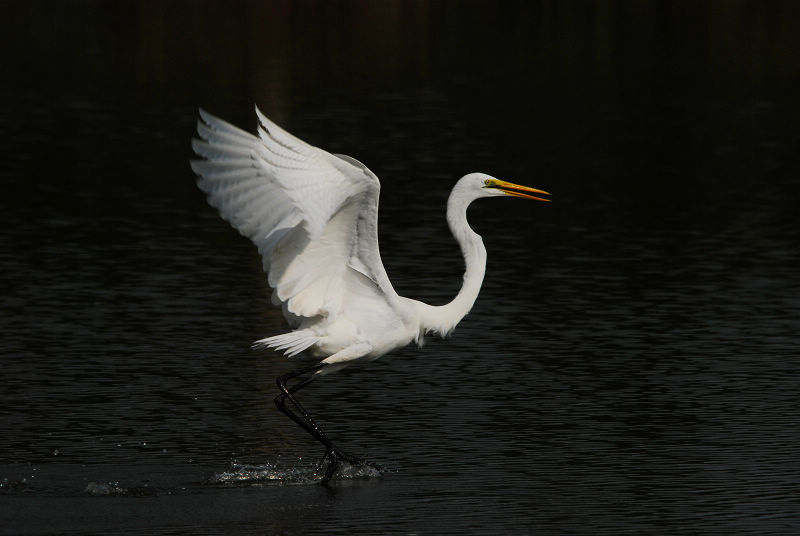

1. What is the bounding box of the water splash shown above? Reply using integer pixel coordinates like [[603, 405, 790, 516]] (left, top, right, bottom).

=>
[[332, 461, 383, 480], [209, 460, 383, 486], [84, 481, 128, 496], [1, 476, 31, 494], [84, 481, 160, 497], [209, 461, 311, 485]]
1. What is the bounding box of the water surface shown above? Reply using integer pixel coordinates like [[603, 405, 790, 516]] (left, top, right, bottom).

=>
[[2, 1, 800, 534]]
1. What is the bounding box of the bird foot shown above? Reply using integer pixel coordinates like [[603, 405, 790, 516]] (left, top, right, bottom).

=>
[[316, 447, 383, 484]]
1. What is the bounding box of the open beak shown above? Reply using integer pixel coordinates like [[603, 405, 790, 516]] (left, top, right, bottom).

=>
[[489, 179, 551, 202]]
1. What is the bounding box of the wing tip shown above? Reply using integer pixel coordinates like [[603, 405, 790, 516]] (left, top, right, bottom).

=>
[[189, 158, 205, 175], [254, 104, 272, 133], [198, 107, 213, 125]]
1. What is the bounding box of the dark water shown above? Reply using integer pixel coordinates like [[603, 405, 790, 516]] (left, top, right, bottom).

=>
[[2, 1, 800, 534]]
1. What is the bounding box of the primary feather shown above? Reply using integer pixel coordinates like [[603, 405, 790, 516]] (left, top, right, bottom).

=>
[[191, 107, 548, 373], [192, 107, 551, 483], [192, 107, 416, 371]]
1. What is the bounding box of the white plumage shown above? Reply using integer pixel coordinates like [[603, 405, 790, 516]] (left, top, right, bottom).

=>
[[192, 107, 549, 374], [191, 106, 550, 483]]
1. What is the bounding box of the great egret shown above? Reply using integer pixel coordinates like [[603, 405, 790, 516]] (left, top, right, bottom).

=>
[[191, 107, 550, 483]]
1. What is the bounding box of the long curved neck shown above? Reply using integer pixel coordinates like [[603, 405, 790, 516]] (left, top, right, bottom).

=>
[[419, 191, 487, 337]]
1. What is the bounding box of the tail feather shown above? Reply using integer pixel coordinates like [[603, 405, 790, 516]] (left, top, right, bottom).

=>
[[252, 329, 319, 357]]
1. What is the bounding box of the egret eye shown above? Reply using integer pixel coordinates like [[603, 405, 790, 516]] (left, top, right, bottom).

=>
[[484, 179, 491, 187]]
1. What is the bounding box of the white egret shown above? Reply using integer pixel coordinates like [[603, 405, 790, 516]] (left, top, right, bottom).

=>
[[191, 107, 550, 483]]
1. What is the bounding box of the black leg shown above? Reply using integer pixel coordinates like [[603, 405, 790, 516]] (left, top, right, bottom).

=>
[[274, 363, 368, 484], [275, 364, 331, 445]]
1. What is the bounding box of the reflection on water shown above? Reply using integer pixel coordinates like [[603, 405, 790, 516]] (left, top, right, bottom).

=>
[[3, 1, 800, 534]]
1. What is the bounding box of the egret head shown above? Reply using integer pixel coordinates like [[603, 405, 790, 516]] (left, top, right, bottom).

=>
[[457, 172, 551, 202]]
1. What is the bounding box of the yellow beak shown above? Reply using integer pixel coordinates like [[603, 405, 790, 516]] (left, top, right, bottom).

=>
[[487, 179, 551, 202]]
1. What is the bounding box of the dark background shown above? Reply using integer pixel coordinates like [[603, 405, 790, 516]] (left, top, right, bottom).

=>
[[2, 1, 799, 534]]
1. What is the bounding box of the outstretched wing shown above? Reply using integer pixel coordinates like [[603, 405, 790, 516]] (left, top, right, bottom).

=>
[[191, 107, 399, 326]]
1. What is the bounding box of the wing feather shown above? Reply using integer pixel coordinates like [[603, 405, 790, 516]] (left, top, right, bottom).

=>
[[192, 107, 399, 327]]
